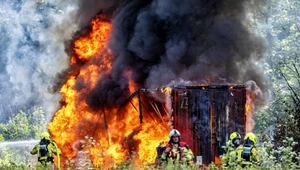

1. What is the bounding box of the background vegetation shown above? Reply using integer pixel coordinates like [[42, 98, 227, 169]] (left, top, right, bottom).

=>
[[254, 0, 300, 154], [0, 108, 46, 168], [0, 0, 300, 169]]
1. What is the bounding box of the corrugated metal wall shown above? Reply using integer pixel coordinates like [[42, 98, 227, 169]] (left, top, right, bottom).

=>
[[172, 87, 193, 150], [172, 85, 246, 166]]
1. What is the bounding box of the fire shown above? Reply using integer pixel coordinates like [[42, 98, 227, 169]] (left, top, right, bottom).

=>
[[48, 15, 169, 169], [245, 91, 256, 133], [134, 123, 169, 164], [73, 16, 111, 61], [159, 87, 172, 95]]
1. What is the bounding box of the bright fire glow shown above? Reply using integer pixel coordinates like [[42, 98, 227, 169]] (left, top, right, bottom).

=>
[[245, 92, 255, 133], [73, 17, 111, 60], [48, 15, 169, 169]]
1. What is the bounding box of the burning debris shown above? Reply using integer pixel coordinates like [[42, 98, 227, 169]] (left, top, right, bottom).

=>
[[48, 0, 268, 168]]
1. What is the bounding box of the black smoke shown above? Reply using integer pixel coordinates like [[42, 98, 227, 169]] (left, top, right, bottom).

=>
[[79, 0, 269, 109], [76, 0, 124, 27]]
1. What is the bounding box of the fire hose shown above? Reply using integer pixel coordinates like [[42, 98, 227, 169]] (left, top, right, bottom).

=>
[[51, 141, 60, 170]]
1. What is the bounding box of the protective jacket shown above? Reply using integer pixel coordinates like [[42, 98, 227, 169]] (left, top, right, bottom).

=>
[[161, 142, 194, 164], [31, 139, 61, 169], [238, 145, 260, 167], [222, 132, 243, 169], [223, 144, 243, 167], [238, 132, 260, 168]]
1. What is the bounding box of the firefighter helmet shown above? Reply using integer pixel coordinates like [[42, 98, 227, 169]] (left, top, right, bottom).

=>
[[229, 132, 241, 147], [229, 132, 241, 142], [169, 129, 180, 138], [40, 132, 50, 140], [244, 132, 257, 145]]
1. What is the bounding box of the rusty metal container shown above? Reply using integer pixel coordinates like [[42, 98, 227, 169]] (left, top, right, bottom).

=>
[[172, 85, 246, 166]]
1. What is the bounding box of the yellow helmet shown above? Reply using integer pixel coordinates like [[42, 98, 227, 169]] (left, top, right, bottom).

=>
[[229, 132, 241, 142], [40, 132, 50, 140], [244, 132, 257, 145]]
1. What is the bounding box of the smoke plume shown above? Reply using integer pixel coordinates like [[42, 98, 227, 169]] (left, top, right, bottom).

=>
[[85, 0, 269, 108], [0, 0, 269, 122], [0, 0, 78, 121]]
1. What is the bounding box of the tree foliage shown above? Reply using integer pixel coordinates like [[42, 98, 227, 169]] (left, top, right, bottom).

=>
[[0, 107, 47, 167], [273, 57, 300, 153], [254, 0, 300, 155], [0, 107, 47, 141]]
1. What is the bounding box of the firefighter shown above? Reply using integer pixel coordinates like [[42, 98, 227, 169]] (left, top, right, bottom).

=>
[[160, 129, 194, 165], [238, 132, 260, 168], [30, 132, 61, 170], [222, 132, 243, 168]]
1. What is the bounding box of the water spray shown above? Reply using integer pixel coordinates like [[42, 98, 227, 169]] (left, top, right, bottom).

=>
[[0, 140, 39, 148]]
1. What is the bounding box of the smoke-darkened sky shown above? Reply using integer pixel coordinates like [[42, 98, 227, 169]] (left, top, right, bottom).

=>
[[0, 0, 269, 121], [82, 0, 269, 109]]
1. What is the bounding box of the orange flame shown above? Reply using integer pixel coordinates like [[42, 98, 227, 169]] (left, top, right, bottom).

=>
[[73, 17, 111, 61], [245, 91, 256, 133], [48, 15, 169, 169]]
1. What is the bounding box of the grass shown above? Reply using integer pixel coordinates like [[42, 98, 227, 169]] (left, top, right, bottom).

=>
[[0, 137, 300, 170]]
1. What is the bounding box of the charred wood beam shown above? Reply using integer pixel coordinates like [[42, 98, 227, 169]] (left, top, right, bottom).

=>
[[116, 88, 150, 124], [138, 90, 143, 124]]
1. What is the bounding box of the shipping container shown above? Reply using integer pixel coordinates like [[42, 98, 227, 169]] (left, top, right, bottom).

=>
[[171, 85, 246, 166], [126, 85, 246, 166]]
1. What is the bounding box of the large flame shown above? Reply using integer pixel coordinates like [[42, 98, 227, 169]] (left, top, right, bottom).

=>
[[245, 91, 256, 133], [48, 15, 169, 168]]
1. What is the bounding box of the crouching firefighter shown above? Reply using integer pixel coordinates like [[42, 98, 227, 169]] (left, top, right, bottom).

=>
[[161, 129, 194, 165], [31, 132, 61, 170]]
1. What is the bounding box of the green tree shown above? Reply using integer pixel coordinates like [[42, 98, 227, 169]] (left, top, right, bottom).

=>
[[254, 0, 300, 155], [0, 107, 47, 140], [0, 107, 47, 167], [273, 57, 300, 153]]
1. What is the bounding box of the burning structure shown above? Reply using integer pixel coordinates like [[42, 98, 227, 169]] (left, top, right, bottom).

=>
[[47, 0, 267, 168], [171, 85, 246, 165], [123, 85, 247, 166]]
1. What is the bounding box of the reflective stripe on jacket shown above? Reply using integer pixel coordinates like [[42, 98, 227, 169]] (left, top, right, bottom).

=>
[[30, 141, 61, 163]]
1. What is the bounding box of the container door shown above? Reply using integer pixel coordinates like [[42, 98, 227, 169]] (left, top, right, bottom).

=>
[[188, 88, 211, 165]]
